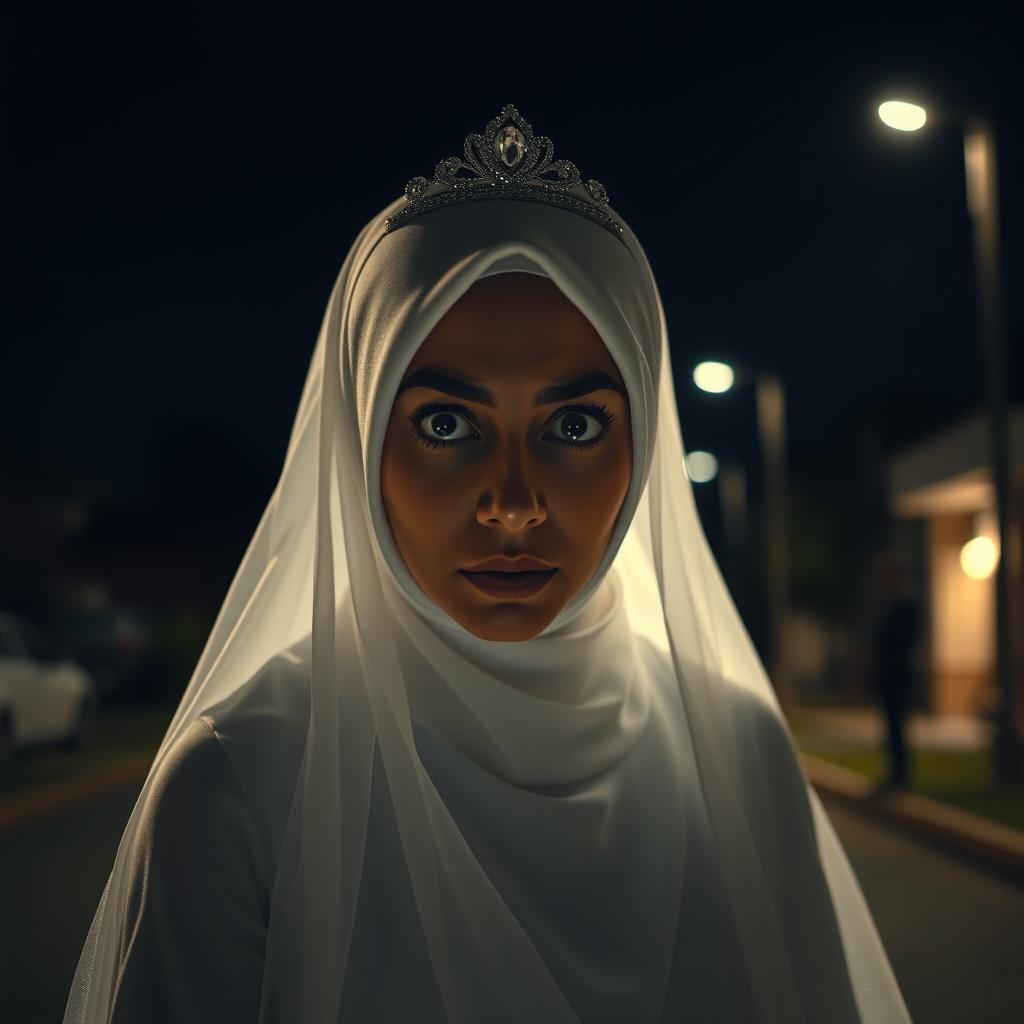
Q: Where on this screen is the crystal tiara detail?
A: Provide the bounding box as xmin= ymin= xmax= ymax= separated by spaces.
xmin=383 ymin=104 xmax=624 ymax=242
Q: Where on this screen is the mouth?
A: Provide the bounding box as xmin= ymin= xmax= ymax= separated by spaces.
xmin=459 ymin=568 xmax=558 ymax=599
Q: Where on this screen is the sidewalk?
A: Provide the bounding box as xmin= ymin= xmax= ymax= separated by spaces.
xmin=792 ymin=708 xmax=994 ymax=751
xmin=788 ymin=707 xmax=1024 ymax=883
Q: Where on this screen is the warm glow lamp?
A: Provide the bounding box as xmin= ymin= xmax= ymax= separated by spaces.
xmin=960 ymin=535 xmax=998 ymax=580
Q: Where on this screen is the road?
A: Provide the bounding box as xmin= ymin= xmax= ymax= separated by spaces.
xmin=2 ymin=784 xmax=1023 ymax=1023
xmin=1 ymin=781 xmax=141 ymax=1023
xmin=821 ymin=795 xmax=1024 ymax=1024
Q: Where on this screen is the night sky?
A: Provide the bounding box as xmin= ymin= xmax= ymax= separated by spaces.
xmin=6 ymin=5 xmax=1023 ymax=506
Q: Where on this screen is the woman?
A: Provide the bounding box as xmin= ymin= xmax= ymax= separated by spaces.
xmin=65 ymin=104 xmax=912 ymax=1023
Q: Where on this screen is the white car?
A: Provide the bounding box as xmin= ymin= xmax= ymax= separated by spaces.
xmin=0 ymin=613 xmax=97 ymax=770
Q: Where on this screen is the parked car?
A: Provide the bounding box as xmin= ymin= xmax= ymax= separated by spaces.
xmin=0 ymin=613 xmax=97 ymax=771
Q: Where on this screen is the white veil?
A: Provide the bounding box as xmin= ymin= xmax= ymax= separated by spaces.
xmin=64 ymin=188 xmax=912 ymax=1022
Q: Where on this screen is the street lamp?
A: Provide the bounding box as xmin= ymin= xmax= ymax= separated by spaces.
xmin=693 ymin=360 xmax=794 ymax=711
xmin=684 ymin=449 xmax=719 ymax=484
xmin=877 ymin=96 xmax=1021 ymax=782
xmin=692 ymin=361 xmax=735 ymax=394
xmin=877 ymin=100 xmax=927 ymax=132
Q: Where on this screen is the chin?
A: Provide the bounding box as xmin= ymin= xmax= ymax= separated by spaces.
xmin=453 ymin=604 xmax=560 ymax=643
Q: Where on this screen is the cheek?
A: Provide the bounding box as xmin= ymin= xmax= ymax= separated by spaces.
xmin=541 ymin=444 xmax=631 ymax=558
xmin=380 ymin=439 xmax=464 ymax=549
xmin=552 ymin=450 xmax=630 ymax=525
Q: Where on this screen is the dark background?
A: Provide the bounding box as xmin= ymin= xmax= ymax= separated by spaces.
xmin=4 ymin=3 xmax=1022 ymax=690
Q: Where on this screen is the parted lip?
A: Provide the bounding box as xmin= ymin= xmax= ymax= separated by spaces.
xmin=462 ymin=555 xmax=557 ymax=573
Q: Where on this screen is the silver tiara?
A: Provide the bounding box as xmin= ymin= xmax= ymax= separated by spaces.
xmin=383 ymin=104 xmax=624 ymax=242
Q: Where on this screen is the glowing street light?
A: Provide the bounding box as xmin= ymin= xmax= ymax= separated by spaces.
xmin=877 ymin=100 xmax=927 ymax=132
xmin=693 ymin=360 xmax=735 ymax=394
xmin=684 ymin=450 xmax=719 ymax=483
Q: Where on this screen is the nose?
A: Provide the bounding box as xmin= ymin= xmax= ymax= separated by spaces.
xmin=475 ymin=450 xmax=548 ymax=532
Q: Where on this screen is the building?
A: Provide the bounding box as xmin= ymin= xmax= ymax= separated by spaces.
xmin=886 ymin=407 xmax=1024 ymax=722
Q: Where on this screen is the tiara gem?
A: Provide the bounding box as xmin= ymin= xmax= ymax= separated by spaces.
xmin=384 ymin=104 xmax=624 ymax=242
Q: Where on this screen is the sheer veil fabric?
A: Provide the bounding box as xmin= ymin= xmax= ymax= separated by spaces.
xmin=65 ymin=194 xmax=912 ymax=1022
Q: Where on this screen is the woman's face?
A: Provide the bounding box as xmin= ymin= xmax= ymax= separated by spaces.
xmin=381 ymin=271 xmax=633 ymax=642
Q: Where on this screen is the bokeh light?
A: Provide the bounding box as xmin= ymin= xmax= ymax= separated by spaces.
xmin=685 ymin=450 xmax=719 ymax=483
xmin=960 ymin=535 xmax=998 ymax=580
xmin=693 ymin=361 xmax=735 ymax=394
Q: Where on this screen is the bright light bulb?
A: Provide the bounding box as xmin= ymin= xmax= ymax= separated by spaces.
xmin=685 ymin=450 xmax=719 ymax=483
xmin=960 ymin=535 xmax=998 ymax=580
xmin=693 ymin=361 xmax=735 ymax=394
xmin=878 ymin=100 xmax=927 ymax=132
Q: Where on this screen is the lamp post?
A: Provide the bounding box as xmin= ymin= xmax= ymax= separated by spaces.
xmin=719 ymin=458 xmax=751 ymax=624
xmin=693 ymin=361 xmax=794 ymax=712
xmin=878 ymin=98 xmax=1021 ymax=782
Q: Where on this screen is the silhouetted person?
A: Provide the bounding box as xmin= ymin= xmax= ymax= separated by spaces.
xmin=869 ymin=549 xmax=920 ymax=792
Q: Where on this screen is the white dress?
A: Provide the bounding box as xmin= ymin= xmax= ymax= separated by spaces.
xmin=108 ymin=632 xmax=756 ymax=1022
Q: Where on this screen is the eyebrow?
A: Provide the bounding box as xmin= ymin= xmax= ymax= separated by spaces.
xmin=395 ymin=366 xmax=627 ymax=407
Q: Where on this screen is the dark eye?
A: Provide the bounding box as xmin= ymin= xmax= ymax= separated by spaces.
xmin=547 ymin=409 xmax=607 ymax=446
xmin=407 ymin=401 xmax=615 ymax=452
xmin=410 ymin=406 xmax=478 ymax=449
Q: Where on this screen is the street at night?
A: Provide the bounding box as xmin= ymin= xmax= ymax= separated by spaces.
xmin=6 ymin=6 xmax=1023 ymax=1021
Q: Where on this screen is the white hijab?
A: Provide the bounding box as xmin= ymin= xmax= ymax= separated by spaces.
xmin=65 ymin=194 xmax=912 ymax=1023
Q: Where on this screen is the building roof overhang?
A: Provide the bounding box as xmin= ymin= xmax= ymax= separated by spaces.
xmin=886 ymin=408 xmax=1024 ymax=518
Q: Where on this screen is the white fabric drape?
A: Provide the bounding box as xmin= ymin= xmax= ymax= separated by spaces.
xmin=65 ymin=193 xmax=912 ymax=1023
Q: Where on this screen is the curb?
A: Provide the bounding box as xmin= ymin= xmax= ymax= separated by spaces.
xmin=800 ymin=752 xmax=1024 ymax=883
xmin=0 ymin=753 xmax=153 ymax=833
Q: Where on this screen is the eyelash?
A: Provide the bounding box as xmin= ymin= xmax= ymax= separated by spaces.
xmin=407 ymin=401 xmax=616 ymax=454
